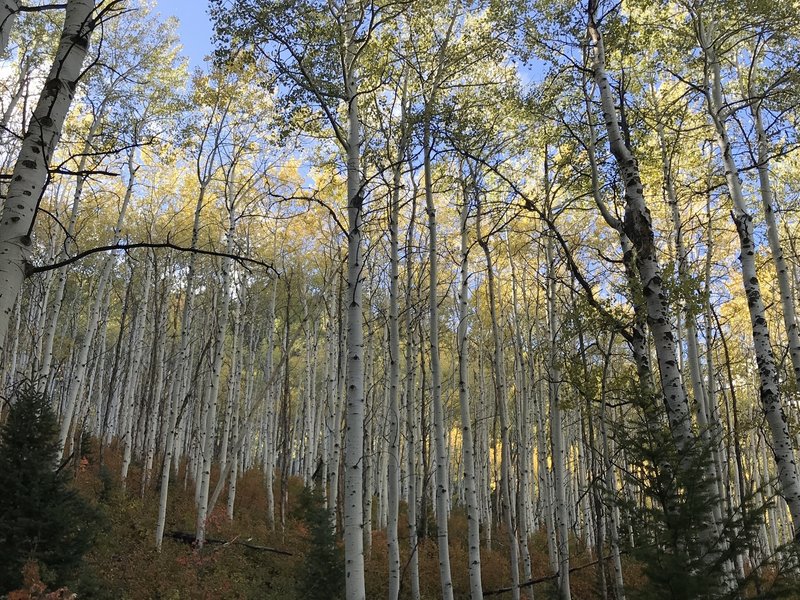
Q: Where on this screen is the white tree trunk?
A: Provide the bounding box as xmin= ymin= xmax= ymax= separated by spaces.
xmin=0 ymin=0 xmax=96 ymax=354
xmin=424 ymin=119 xmax=454 ymax=600
xmin=195 ymin=215 xmax=236 ymax=546
xmin=404 ymin=191 xmax=421 ymax=600
xmin=699 ymin=20 xmax=800 ymax=536
xmin=155 ymin=181 xmax=210 ymax=549
xmin=751 ymin=97 xmax=800 ymax=390
xmin=59 ymin=152 xmax=136 ymax=457
xmin=342 ymin=6 xmax=366 ymax=594
xmin=386 ymin=146 xmax=403 ymax=600
xmin=478 ymin=201 xmax=519 ymax=600
xmin=38 ymin=115 xmax=104 ymax=392
xmin=546 ymin=238 xmax=571 ymax=600
xmin=0 ymin=1 xmax=19 ymax=57
xmin=121 ymin=258 xmax=154 ymax=486
xmin=457 ymin=192 xmax=483 ymax=599
xmin=587 ymin=13 xmax=694 ymax=453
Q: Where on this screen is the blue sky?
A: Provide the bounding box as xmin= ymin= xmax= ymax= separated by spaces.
xmin=154 ymin=0 xmax=214 ymax=68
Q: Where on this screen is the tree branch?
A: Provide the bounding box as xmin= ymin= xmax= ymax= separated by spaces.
xmin=25 ymin=241 xmax=279 ymax=277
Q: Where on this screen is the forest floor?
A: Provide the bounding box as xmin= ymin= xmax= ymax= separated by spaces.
xmin=15 ymin=441 xmax=645 ymax=599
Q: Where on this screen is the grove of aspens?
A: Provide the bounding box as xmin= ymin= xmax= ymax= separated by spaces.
xmin=1 ymin=0 xmax=800 ymax=598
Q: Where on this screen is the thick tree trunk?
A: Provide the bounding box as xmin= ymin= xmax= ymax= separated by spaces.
xmin=0 ymin=0 xmax=96 ymax=356
xmin=0 ymin=0 xmax=18 ymax=57
xmin=342 ymin=7 xmax=366 ymax=594
xmin=587 ymin=12 xmax=694 ymax=452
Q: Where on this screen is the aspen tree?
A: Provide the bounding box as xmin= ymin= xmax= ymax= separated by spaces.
xmin=120 ymin=256 xmax=154 ymax=487
xmin=457 ymin=178 xmax=483 ymax=599
xmin=0 ymin=1 xmax=18 ymax=56
xmin=0 ymin=0 xmax=98 ymax=359
xmin=546 ymin=236 xmax=571 ymax=600
xmin=694 ymin=9 xmax=800 ymax=535
xmin=750 ymin=84 xmax=800 ymax=391
xmin=385 ymin=89 xmax=410 ymax=599
xmin=404 ymin=182 xmax=422 ymax=600
xmin=587 ymin=2 xmax=694 ymax=452
xmin=59 ymin=148 xmax=136 ymax=457
xmin=477 ymin=194 xmax=520 ymax=600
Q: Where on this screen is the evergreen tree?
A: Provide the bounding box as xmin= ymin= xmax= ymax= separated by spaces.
xmin=294 ymin=485 xmax=345 ymax=600
xmin=616 ymin=412 xmax=768 ymax=599
xmin=0 ymin=383 xmax=97 ymax=591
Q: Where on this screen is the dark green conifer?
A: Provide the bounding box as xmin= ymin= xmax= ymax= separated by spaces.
xmin=294 ymin=485 xmax=344 ymax=600
xmin=0 ymin=383 xmax=97 ymax=591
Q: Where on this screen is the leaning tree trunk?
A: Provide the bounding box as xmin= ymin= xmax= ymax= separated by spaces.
xmin=0 ymin=1 xmax=19 ymax=58
xmin=0 ymin=0 xmax=96 ymax=356
xmin=751 ymin=95 xmax=800 ymax=391
xmin=699 ymin=18 xmax=800 ymax=536
xmin=587 ymin=8 xmax=694 ymax=452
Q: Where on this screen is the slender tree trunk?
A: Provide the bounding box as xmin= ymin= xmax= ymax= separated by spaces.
xmin=59 ymin=152 xmax=136 ymax=457
xmin=478 ymin=198 xmax=519 ymax=600
xmin=506 ymin=241 xmax=534 ymax=600
xmin=751 ymin=96 xmax=800 ymax=390
xmin=698 ymin=18 xmax=800 ymax=536
xmin=423 ymin=117 xmax=454 ymax=600
xmin=457 ymin=187 xmax=483 ymax=599
xmin=386 ymin=140 xmax=404 ymax=600
xmin=121 ymin=257 xmax=154 ymax=487
xmin=38 ymin=115 xmax=104 ymax=393
xmin=155 ymin=181 xmax=212 ymax=549
xmin=546 ymin=237 xmax=571 ymax=600
xmin=404 ymin=187 xmax=421 ymax=600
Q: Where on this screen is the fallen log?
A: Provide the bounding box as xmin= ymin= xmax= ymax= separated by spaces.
xmin=165 ymin=531 xmax=293 ymax=556
xmin=484 ymin=553 xmax=622 ymax=596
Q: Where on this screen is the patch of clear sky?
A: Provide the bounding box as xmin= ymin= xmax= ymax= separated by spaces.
xmin=154 ymin=0 xmax=214 ymax=68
